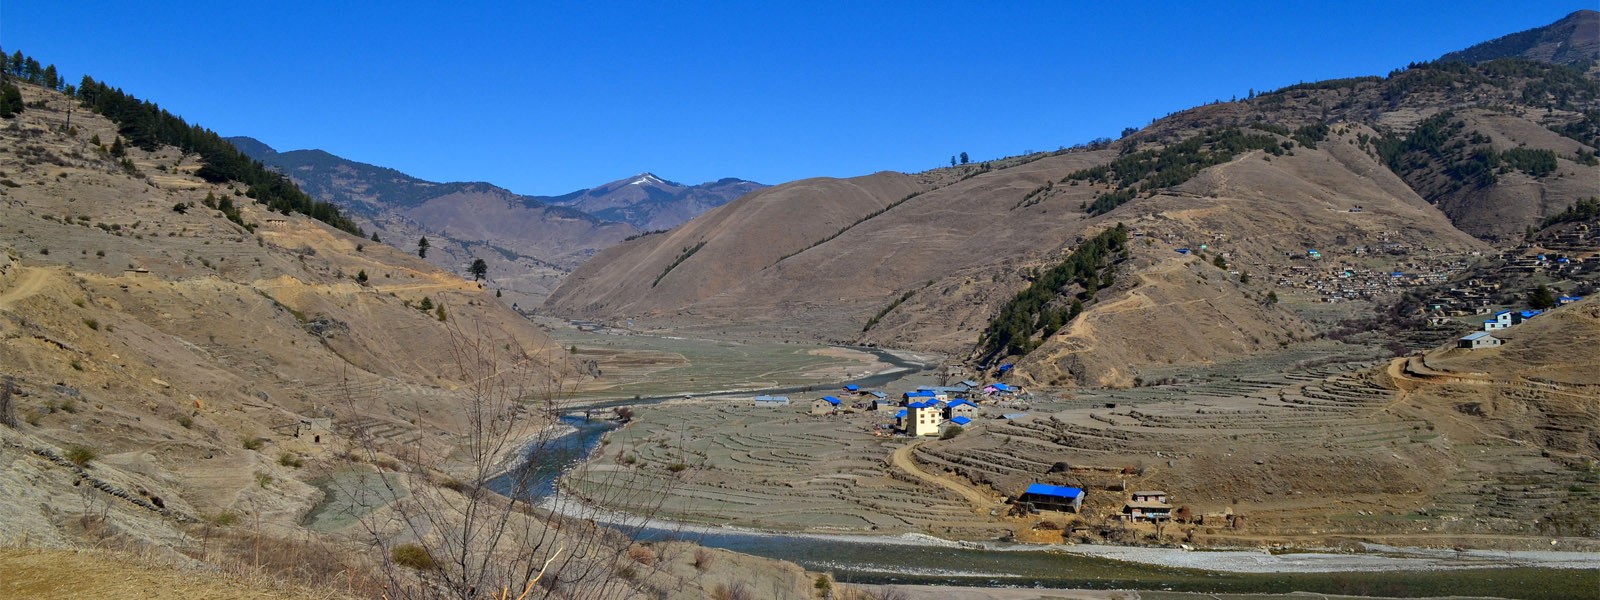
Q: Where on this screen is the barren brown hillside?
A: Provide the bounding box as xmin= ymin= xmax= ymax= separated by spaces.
xmin=547 ymin=171 xmax=924 ymax=316
xmin=550 ymin=123 xmax=1482 ymax=384
xmin=0 ymin=80 xmax=569 ymax=545
xmin=0 ymin=79 xmax=834 ymax=599
xmin=547 ymin=50 xmax=1594 ymax=385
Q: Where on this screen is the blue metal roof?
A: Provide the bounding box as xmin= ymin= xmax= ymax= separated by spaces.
xmin=1023 ymin=483 xmax=1084 ymax=499
xmin=1520 ymin=310 xmax=1542 ymax=318
xmin=997 ymin=364 xmax=1014 ymax=372
xmin=948 ymin=400 xmax=975 ymax=409
xmin=845 ymin=384 xmax=859 ymax=391
xmin=904 ymin=390 xmax=935 ymax=398
xmin=960 ymin=380 xmax=979 ymax=388
xmin=869 ymin=391 xmax=887 ymax=398
xmin=951 ymin=415 xmax=972 ymax=425
xmin=820 ymin=396 xmax=840 ymax=405
xmin=895 ymin=409 xmax=906 ymax=418
xmin=907 ymin=400 xmax=938 ymax=409
xmin=990 ymin=382 xmax=1010 ymax=391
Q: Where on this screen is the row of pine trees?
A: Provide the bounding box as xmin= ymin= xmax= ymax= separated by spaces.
xmin=0 ymin=46 xmax=363 ymax=236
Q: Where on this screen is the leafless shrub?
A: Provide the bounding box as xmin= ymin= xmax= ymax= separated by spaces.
xmin=692 ymin=547 xmax=715 ymax=571
xmin=0 ymin=376 xmax=16 ymax=428
xmin=348 ymin=318 xmax=679 ymax=599
xmin=710 ymin=581 xmax=753 ymax=600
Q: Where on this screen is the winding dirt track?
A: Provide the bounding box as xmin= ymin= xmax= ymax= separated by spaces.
xmin=889 ymin=439 xmax=999 ymax=514
xmin=0 ymin=268 xmax=51 ymax=311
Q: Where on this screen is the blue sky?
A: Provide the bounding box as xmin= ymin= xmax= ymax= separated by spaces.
xmin=1 ymin=2 xmax=1586 ymax=195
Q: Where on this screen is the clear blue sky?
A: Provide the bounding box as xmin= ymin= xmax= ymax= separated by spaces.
xmin=1 ymin=2 xmax=1586 ymax=195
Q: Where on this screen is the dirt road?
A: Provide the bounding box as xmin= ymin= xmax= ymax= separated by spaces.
xmin=0 ymin=267 xmax=50 ymax=311
xmin=889 ymin=439 xmax=998 ymax=514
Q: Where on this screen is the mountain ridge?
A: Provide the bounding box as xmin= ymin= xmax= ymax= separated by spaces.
xmin=1438 ymin=9 xmax=1599 ymax=66
xmin=546 ymin=11 xmax=1597 ymax=387
xmin=227 ymin=136 xmax=764 ymax=304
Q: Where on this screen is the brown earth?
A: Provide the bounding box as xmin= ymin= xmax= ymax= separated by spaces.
xmin=919 ymin=300 xmax=1600 ymax=547
xmin=0 ymin=82 xmax=831 ymax=598
xmin=549 ymin=122 xmax=1485 ymax=386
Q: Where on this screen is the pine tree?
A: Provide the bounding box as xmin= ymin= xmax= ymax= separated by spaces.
xmin=1528 ymin=285 xmax=1557 ymax=310
xmin=959 ymin=152 xmax=970 ymax=165
xmin=417 ymin=236 xmax=429 ymax=259
xmin=468 ymin=258 xmax=487 ymax=281
xmin=0 ymin=82 xmax=23 ymax=119
xmin=371 ymin=232 xmax=381 ymax=242
xmin=110 ymin=137 xmax=126 ymax=157
xmin=356 ymin=270 xmax=369 ymax=284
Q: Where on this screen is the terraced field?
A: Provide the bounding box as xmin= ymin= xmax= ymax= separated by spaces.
xmin=560 ymin=314 xmax=1599 ymax=548
xmin=563 ymin=399 xmax=1005 ymax=537
xmin=927 ymin=327 xmax=1600 ymax=543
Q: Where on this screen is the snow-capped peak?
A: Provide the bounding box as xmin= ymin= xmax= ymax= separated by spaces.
xmin=628 ymin=173 xmax=665 ymax=186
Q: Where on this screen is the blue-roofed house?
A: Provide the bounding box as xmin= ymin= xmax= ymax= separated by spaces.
xmin=1016 ymin=483 xmax=1085 ymax=513
xmin=950 ymin=415 xmax=972 ymax=426
xmin=1485 ymin=310 xmax=1514 ymax=331
xmin=753 ymin=395 xmax=790 ymax=407
xmin=903 ymin=401 xmax=942 ymax=436
xmin=959 ymin=379 xmax=979 ymax=389
xmin=946 ymin=400 xmax=979 ymax=420
xmin=812 ymin=396 xmax=841 ymax=415
xmin=844 ymin=384 xmax=860 ymax=393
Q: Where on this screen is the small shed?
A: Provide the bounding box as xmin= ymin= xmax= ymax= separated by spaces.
xmin=753 ymin=395 xmax=790 ymax=407
xmin=950 ymin=415 xmax=972 ymax=426
xmin=1016 ymin=483 xmax=1085 ymax=513
xmin=1457 ymin=332 xmax=1502 ymax=349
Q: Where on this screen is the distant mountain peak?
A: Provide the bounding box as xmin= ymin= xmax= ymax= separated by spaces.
xmin=223 ymin=135 xmax=278 ymax=159
xmin=628 ymin=172 xmax=670 ymax=187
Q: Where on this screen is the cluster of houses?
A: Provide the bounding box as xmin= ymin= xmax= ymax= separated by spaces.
xmin=1272 ymin=258 xmax=1469 ymax=304
xmin=887 ymin=382 xmax=1020 ymax=436
xmin=750 ymin=380 xmax=1028 ymax=437
xmin=1012 ymin=483 xmax=1175 ymax=523
xmin=1456 ymin=295 xmax=1583 ymax=350
xmin=1497 ymin=252 xmax=1588 ymax=276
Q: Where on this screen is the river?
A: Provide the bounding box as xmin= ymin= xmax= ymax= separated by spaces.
xmin=485 ymin=416 xmax=1595 ymax=599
